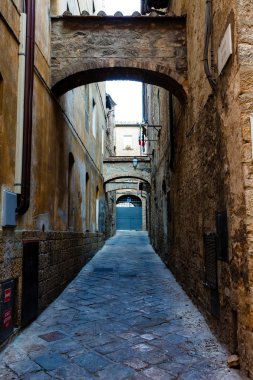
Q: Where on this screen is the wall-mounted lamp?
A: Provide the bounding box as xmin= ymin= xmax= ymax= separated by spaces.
xmin=132 ymin=157 xmax=138 ymax=169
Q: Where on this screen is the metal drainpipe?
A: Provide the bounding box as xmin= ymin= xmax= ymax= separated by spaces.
xmin=16 ymin=0 xmax=35 ymax=215
xmin=204 ymin=0 xmax=216 ymax=90
xmin=14 ymin=12 xmax=27 ymax=194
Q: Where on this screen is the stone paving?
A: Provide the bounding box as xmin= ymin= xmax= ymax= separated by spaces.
xmin=0 ymin=231 xmax=249 ymax=380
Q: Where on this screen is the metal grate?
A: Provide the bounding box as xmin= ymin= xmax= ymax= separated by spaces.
xmin=204 ymin=233 xmax=217 ymax=289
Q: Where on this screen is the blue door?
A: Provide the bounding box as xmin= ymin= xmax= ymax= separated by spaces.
xmin=116 ymin=207 xmax=142 ymax=230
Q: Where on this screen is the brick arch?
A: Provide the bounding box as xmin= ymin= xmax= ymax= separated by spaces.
xmin=51 ymin=60 xmax=188 ymax=103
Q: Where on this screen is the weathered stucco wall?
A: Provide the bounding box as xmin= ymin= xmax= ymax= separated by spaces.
xmin=0 ymin=0 xmax=106 ymax=338
xmin=115 ymin=124 xmax=143 ymax=157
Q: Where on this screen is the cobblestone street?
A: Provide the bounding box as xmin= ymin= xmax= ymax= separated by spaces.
xmin=0 ymin=232 xmax=248 ymax=379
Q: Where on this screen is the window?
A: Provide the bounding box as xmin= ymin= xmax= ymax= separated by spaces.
xmin=0 ymin=73 xmax=3 ymax=116
xmin=68 ymin=153 xmax=75 ymax=230
xmin=50 ymin=0 xmax=58 ymax=15
xmin=157 ymin=89 xmax=161 ymax=125
xmin=102 ymin=125 xmax=104 ymax=156
xmin=123 ymin=135 xmax=133 ymax=150
xmin=85 ymin=172 xmax=90 ymax=231
xmin=96 ymin=186 xmax=99 ymax=231
xmin=116 ymin=195 xmax=142 ymax=208
xmin=92 ymin=98 xmax=97 ymax=138
xmin=85 ymin=85 xmax=89 ymax=132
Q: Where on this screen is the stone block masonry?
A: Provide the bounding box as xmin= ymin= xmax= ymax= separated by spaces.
xmin=50 ymin=15 xmax=187 ymax=102
xmin=0 ymin=229 xmax=104 ymax=332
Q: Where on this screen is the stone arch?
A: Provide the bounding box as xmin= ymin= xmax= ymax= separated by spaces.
xmin=103 ymin=157 xmax=151 ymax=186
xmin=51 ymin=15 xmax=187 ymax=102
xmin=52 ymin=60 xmax=187 ymax=103
xmin=104 ymin=177 xmax=151 ymax=195
xmin=104 ymin=175 xmax=151 ymax=186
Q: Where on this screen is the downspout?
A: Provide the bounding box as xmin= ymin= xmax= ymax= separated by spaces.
xmin=14 ymin=12 xmax=26 ymax=194
xmin=204 ymin=0 xmax=216 ymax=90
xmin=16 ymin=0 xmax=36 ymax=215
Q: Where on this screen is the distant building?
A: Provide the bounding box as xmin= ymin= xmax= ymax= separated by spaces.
xmin=105 ymin=94 xmax=116 ymax=157
xmin=115 ymin=123 xmax=147 ymax=157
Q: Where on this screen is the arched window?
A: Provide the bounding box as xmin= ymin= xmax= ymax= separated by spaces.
xmin=116 ymin=195 xmax=142 ymax=208
xmin=85 ymin=85 xmax=89 ymax=132
xmin=92 ymin=98 xmax=97 ymax=138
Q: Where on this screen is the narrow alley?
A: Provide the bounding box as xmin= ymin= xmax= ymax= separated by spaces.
xmin=0 ymin=232 xmax=247 ymax=380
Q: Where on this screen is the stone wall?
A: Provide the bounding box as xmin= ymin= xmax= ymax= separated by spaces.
xmin=0 ymin=229 xmax=104 ymax=327
xmin=50 ymin=15 xmax=187 ymax=101
xmin=147 ymin=0 xmax=253 ymax=376
xmin=145 ymin=85 xmax=171 ymax=262
xmin=103 ymin=157 xmax=151 ymax=184
xmin=105 ymin=192 xmax=116 ymax=238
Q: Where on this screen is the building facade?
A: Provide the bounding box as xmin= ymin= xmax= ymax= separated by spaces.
xmin=1 ymin=0 xmax=253 ymax=376
xmin=143 ymin=0 xmax=253 ymax=376
xmin=114 ymin=123 xmax=146 ymax=157
xmin=0 ymin=0 xmax=106 ymax=339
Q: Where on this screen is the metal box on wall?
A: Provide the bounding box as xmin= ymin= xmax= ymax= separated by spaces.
xmin=0 ymin=279 xmax=15 ymax=343
xmin=1 ymin=190 xmax=17 ymax=227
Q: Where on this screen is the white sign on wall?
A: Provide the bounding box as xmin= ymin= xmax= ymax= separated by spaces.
xmin=218 ymin=24 xmax=233 ymax=75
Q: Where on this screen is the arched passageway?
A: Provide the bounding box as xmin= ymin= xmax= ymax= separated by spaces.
xmin=103 ymin=157 xmax=151 ymax=186
xmin=116 ymin=194 xmax=143 ymax=230
xmin=51 ymin=14 xmax=187 ymax=103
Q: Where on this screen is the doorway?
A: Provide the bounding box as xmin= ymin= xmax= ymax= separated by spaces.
xmin=116 ymin=195 xmax=142 ymax=230
xmin=22 ymin=241 xmax=39 ymax=326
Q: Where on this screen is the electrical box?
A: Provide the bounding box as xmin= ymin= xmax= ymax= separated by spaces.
xmin=2 ymin=190 xmax=17 ymax=227
xmin=0 ymin=279 xmax=15 ymax=343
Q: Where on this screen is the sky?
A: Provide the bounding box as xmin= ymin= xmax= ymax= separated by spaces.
xmin=104 ymin=1 xmax=142 ymax=123
xmin=104 ymin=0 xmax=140 ymax=15
xmin=106 ymin=81 xmax=143 ymax=123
